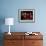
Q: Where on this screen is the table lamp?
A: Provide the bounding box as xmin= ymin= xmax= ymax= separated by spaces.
xmin=5 ymin=18 xmax=14 ymax=35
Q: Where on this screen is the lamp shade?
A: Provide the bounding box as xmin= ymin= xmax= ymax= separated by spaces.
xmin=5 ymin=18 xmax=14 ymax=25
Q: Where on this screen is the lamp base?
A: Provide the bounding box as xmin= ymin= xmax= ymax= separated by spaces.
xmin=8 ymin=32 xmax=11 ymax=35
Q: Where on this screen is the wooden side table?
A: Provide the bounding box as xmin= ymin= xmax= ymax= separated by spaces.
xmin=4 ymin=32 xmax=43 ymax=46
xmin=24 ymin=32 xmax=43 ymax=46
xmin=4 ymin=32 xmax=25 ymax=46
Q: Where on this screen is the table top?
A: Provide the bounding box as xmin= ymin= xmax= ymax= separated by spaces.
xmin=4 ymin=32 xmax=43 ymax=40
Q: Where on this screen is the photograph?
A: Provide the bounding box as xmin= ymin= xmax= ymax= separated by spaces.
xmin=18 ymin=9 xmax=35 ymax=23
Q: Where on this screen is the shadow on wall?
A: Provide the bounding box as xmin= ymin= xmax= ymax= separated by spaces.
xmin=0 ymin=16 xmax=5 ymax=46
xmin=0 ymin=15 xmax=5 ymax=32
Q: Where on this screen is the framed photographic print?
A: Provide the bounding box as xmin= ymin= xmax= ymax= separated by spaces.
xmin=18 ymin=9 xmax=35 ymax=23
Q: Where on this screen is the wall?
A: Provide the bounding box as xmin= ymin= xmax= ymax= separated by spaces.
xmin=0 ymin=0 xmax=46 ymax=32
xmin=0 ymin=0 xmax=46 ymax=46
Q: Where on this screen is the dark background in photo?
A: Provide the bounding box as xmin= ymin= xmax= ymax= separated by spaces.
xmin=21 ymin=11 xmax=33 ymax=20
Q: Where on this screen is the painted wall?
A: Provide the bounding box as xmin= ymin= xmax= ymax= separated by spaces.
xmin=0 ymin=0 xmax=46 ymax=46
xmin=0 ymin=0 xmax=46 ymax=32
